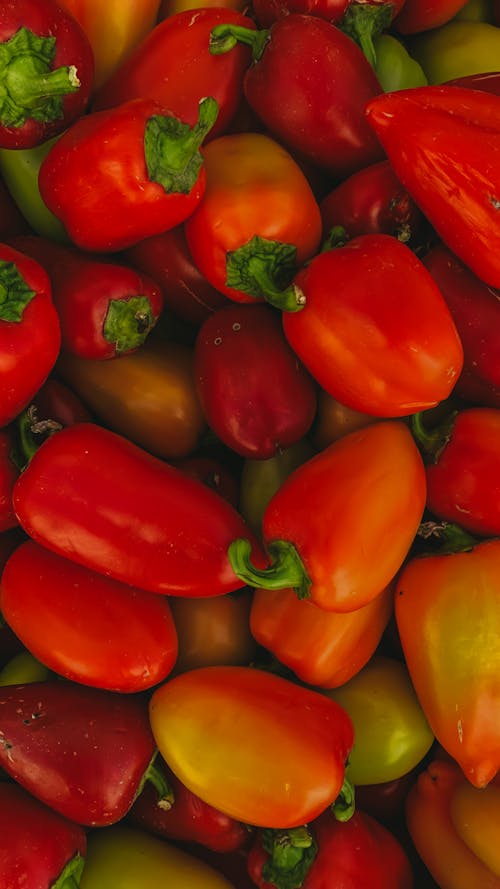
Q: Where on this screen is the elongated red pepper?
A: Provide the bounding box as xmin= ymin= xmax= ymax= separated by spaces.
xmin=394 ymin=0 xmax=469 ymax=33
xmin=12 ymin=422 xmax=264 ymax=597
xmin=365 ymin=86 xmax=500 ymax=289
xmin=209 ymin=14 xmax=384 ymax=180
xmin=9 ymin=234 xmax=164 ymax=359
xmin=0 ymin=680 xmax=171 ymax=826
xmin=38 ymin=95 xmax=219 ymax=253
xmin=93 ymin=7 xmax=255 ymax=140
xmin=0 ymin=243 xmax=61 ymax=428
xmin=128 ymin=757 xmax=249 ymax=853
xmin=0 ymin=0 xmax=94 ymax=149
xmin=0 ymin=781 xmax=87 ymax=889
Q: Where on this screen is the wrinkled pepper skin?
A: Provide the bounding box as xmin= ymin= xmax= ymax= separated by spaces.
xmin=38 ymin=96 xmax=218 ymax=253
xmin=0 ymin=680 xmax=160 ymax=826
xmin=406 ymin=759 xmax=500 ymax=888
xmin=149 ymin=665 xmax=354 ymax=829
xmin=0 ymin=243 xmax=61 ymax=428
xmin=0 ymin=0 xmax=94 ymax=148
xmin=365 ymin=86 xmax=500 ymax=289
xmin=248 ymin=808 xmax=414 ymax=889
xmin=395 ymin=540 xmax=500 ymax=788
xmin=0 ymin=781 xmax=87 ymax=889
xmin=0 ymin=540 xmax=179 ymax=693
xmin=93 ymin=8 xmax=255 ymax=139
xmin=12 ymin=422 xmax=264 ymax=597
xmin=9 ymin=234 xmax=164 ymax=359
xmin=210 ymin=14 xmax=384 ymax=180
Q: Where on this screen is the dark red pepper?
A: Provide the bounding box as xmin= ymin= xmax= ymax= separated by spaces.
xmin=0 ymin=0 xmax=94 ymax=149
xmin=0 ymin=780 xmax=87 ymax=889
xmin=0 ymin=427 xmax=19 ymax=531
xmin=92 ymin=7 xmax=255 ymax=140
xmin=0 ymin=680 xmax=170 ymax=826
xmin=209 ymin=14 xmax=384 ymax=181
xmin=394 ymin=0 xmax=469 ymax=34
xmin=38 ymin=95 xmax=219 ymax=253
xmin=0 ymin=243 xmax=61 ymax=428
xmin=9 ymin=234 xmax=164 ymax=359
xmin=32 ymin=376 xmax=93 ymax=427
xmin=247 ymin=809 xmax=414 ymax=889
xmin=12 ymin=421 xmax=264 ymax=597
xmin=194 ymin=303 xmax=317 ymax=459
xmin=128 ymin=757 xmax=249 ymax=853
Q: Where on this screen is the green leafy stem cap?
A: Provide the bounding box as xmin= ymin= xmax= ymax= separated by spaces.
xmin=0 ymin=27 xmax=80 ymax=129
xmin=228 ymin=538 xmax=312 ymax=600
xmin=339 ymin=3 xmax=394 ymax=70
xmin=260 ymin=826 xmax=318 ymax=889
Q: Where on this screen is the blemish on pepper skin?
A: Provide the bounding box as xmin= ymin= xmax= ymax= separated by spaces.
xmin=489 ymin=196 xmax=500 ymax=210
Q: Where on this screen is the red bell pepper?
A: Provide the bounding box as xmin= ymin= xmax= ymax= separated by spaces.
xmin=93 ymin=8 xmax=255 ymax=140
xmin=209 ymin=14 xmax=384 ymax=180
xmin=0 ymin=781 xmax=87 ymax=889
xmin=320 ymin=160 xmax=423 ymax=244
xmin=412 ymin=407 xmax=500 ymax=537
xmin=0 ymin=243 xmax=61 ymax=428
xmin=394 ymin=0 xmax=470 ymax=33
xmin=406 ymin=759 xmax=500 ymax=888
xmin=0 ymin=679 xmax=171 ymax=826
xmin=194 ymin=303 xmax=317 ymax=459
xmin=38 ymin=95 xmax=219 ymax=253
xmin=124 ymin=224 xmax=229 ymax=325
xmin=0 ymin=0 xmax=94 ymax=149
xmin=422 ymin=243 xmax=500 ymax=407
xmin=12 ymin=421 xmax=264 ymax=597
xmin=9 ymin=234 xmax=164 ymax=359
xmin=365 ymin=86 xmax=500 ymax=289
xmin=229 ymin=420 xmax=426 ymax=613
xmin=0 ymin=539 xmax=179 ymax=692
xmin=277 ymin=233 xmax=463 ymax=418
xmin=247 ymin=808 xmax=414 ymax=889
xmin=184 ymin=131 xmax=322 ymax=306
xmin=128 ymin=757 xmax=249 ymax=853
xmin=395 ymin=535 xmax=500 ymax=788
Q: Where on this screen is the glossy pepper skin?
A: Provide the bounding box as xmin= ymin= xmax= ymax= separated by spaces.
xmin=229 ymin=421 xmax=426 ymax=613
xmin=128 ymin=758 xmax=249 ymax=853
xmin=93 ymin=8 xmax=255 ymax=140
xmin=185 ymin=132 xmax=322 ymax=305
xmin=194 ymin=303 xmax=317 ymax=458
xmin=56 ymin=0 xmax=162 ymax=90
xmin=248 ymin=809 xmax=414 ymax=889
xmin=0 ymin=680 xmax=165 ymax=826
xmin=209 ymin=14 xmax=384 ymax=180
xmin=0 ymin=540 xmax=179 ymax=693
xmin=9 ymin=234 xmax=164 ymax=359
xmin=0 ymin=243 xmax=61 ymax=428
xmin=12 ymin=422 xmax=264 ymax=597
xmin=0 ymin=0 xmax=94 ymax=149
xmin=281 ymin=234 xmax=463 ymax=418
xmin=394 ymin=0 xmax=469 ymax=33
xmin=422 ymin=244 xmax=500 ymax=407
xmin=413 ymin=407 xmax=500 ymax=537
xmin=365 ymin=86 xmax=500 ymax=289
xmin=0 ymin=781 xmax=87 ymax=889
xmin=406 ymin=759 xmax=500 ymax=888
xmin=38 ymin=95 xmax=219 ymax=253
xmin=150 ymin=665 xmax=354 ymax=829
xmin=395 ymin=539 xmax=500 ymax=788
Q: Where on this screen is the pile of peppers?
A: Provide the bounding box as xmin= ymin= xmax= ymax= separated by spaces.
xmin=0 ymin=0 xmax=499 ymax=887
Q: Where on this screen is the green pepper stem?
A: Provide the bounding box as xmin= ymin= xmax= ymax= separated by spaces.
xmin=417 ymin=520 xmax=477 ymax=553
xmin=141 ymin=757 xmax=175 ymax=811
xmin=7 ymin=61 xmax=80 ymax=108
xmin=209 ymin=23 xmax=270 ymax=62
xmin=331 ymin=775 xmax=355 ymax=822
xmin=320 ymin=225 xmax=350 ymax=253
xmin=52 ymin=853 xmax=85 ymax=889
xmin=411 ymin=409 xmax=458 ymax=460
xmin=228 ymin=538 xmax=311 ymax=600
xmin=261 ymin=826 xmax=318 ymax=889
xmin=339 ymin=4 xmax=393 ymax=69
